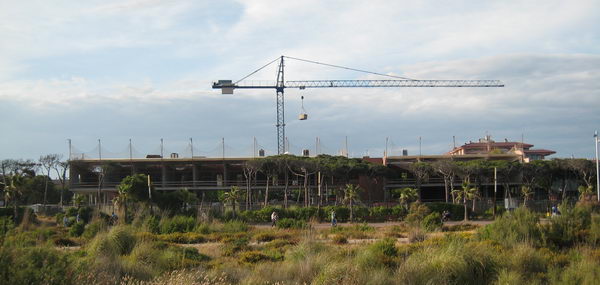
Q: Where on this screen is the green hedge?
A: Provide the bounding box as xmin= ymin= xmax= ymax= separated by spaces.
xmin=427 ymin=202 xmax=466 ymax=221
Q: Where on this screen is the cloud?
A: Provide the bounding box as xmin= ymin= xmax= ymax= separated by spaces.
xmin=0 ymin=1 xmax=599 ymax=160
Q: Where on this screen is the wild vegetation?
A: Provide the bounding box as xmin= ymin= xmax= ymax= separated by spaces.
xmin=0 ymin=200 xmax=599 ymax=284
xmin=1 ymin=155 xmax=599 ymax=284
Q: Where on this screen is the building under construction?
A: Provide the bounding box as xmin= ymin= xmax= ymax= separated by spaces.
xmin=69 ymin=136 xmax=555 ymax=206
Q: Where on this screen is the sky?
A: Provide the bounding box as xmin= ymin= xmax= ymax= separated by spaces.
xmin=1 ymin=0 xmax=599 ymax=161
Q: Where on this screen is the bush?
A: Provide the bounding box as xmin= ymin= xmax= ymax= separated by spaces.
xmin=0 ymin=216 xmax=15 ymax=237
xmin=588 ymin=214 xmax=600 ymax=245
xmin=88 ymin=226 xmax=137 ymax=256
xmin=82 ymin=219 xmax=108 ymax=240
xmin=322 ymin=206 xmax=349 ymax=222
xmin=355 ymin=238 xmax=398 ymax=268
xmin=331 ymin=234 xmax=348 ymax=244
xmin=65 ymin=207 xmax=78 ymax=217
xmin=504 ymin=244 xmax=548 ymax=279
xmin=397 ymin=240 xmax=498 ymax=284
xmin=53 ymin=237 xmax=79 ymax=247
xmin=443 ymin=224 xmax=480 ymax=232
xmin=220 ymin=236 xmax=249 ymax=256
xmin=0 ymin=207 xmax=35 ymax=224
xmin=427 ymin=202 xmax=465 ymax=220
xmin=478 ymin=207 xmax=542 ymax=246
xmin=352 ymin=206 xmax=370 ymax=221
xmin=422 ymin=212 xmax=443 ymax=231
xmin=239 ymin=251 xmax=273 ymax=264
xmin=69 ymin=222 xmax=85 ymax=237
xmin=408 ymin=227 xmax=427 ymax=243
xmin=405 ymin=202 xmax=431 ymax=226
xmin=143 ymin=215 xmax=160 ymax=234
xmin=276 ymin=218 xmax=307 ymax=229
xmin=391 ymin=205 xmax=408 ymax=220
xmin=543 ymin=203 xmax=592 ymax=248
xmin=368 ymin=206 xmax=394 ymax=222
xmin=220 ymin=220 xmax=249 ymax=233
xmin=77 ymin=206 xmax=94 ymax=223
xmin=0 ymin=246 xmax=71 ymax=284
xmin=158 ymin=232 xmax=206 ymax=244
xmin=159 ymin=215 xmax=196 ymax=234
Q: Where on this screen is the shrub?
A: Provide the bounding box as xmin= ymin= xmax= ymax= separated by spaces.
xmin=264 ymin=238 xmax=297 ymax=250
xmin=77 ymin=206 xmax=94 ymax=223
xmin=53 ymin=237 xmax=79 ymax=247
xmin=391 ymin=205 xmax=408 ymax=220
xmin=220 ymin=236 xmax=250 ymax=256
xmin=408 ymin=227 xmax=427 ymax=243
xmin=322 ymin=206 xmax=350 ymax=222
xmin=65 ymin=207 xmax=78 ymax=217
xmin=0 ymin=246 xmax=71 ymax=284
xmin=385 ymin=224 xmax=408 ymax=238
xmin=194 ymin=223 xmax=212 ymax=234
xmin=143 ymin=215 xmax=160 ymax=234
xmin=368 ymin=206 xmax=393 ymax=222
xmin=330 ymin=223 xmax=374 ymax=239
xmin=253 ymin=231 xmax=290 ymax=242
xmin=69 ymin=222 xmax=85 ymax=237
xmin=0 ymin=216 xmax=15 ymax=237
xmin=159 ymin=216 xmax=196 ymax=234
xmin=405 ymin=202 xmax=431 ymax=226
xmin=158 ymin=232 xmax=206 ymax=244
xmin=88 ymin=226 xmax=137 ymax=256
xmin=397 ymin=240 xmax=498 ymax=284
xmin=443 ymin=224 xmax=480 ymax=232
xmin=588 ymin=214 xmax=600 ymax=245
xmin=543 ymin=203 xmax=592 ymax=248
xmin=276 ymin=218 xmax=307 ymax=229
xmin=422 ymin=212 xmax=443 ymax=231
xmin=548 ymin=256 xmax=600 ymax=284
xmin=478 ymin=207 xmax=542 ymax=246
xmin=503 ymin=244 xmax=548 ymax=279
xmin=331 ymin=234 xmax=348 ymax=244
xmin=239 ymin=251 xmax=273 ymax=264
xmin=82 ymin=219 xmax=108 ymax=240
xmin=220 ymin=220 xmax=249 ymax=233
xmin=355 ymin=238 xmax=398 ymax=269
xmin=427 ymin=202 xmax=465 ymax=220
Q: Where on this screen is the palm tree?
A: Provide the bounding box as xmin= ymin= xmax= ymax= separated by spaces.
xmin=73 ymin=194 xmax=86 ymax=209
xmin=113 ymin=183 xmax=132 ymax=224
xmin=343 ymin=184 xmax=362 ymax=222
xmin=222 ymin=186 xmax=242 ymax=216
xmin=452 ymin=181 xmax=479 ymax=222
xmin=578 ymin=185 xmax=594 ymax=201
xmin=4 ymin=173 xmax=25 ymax=223
xmin=395 ymin=187 xmax=418 ymax=210
xmin=521 ymin=186 xmax=534 ymax=208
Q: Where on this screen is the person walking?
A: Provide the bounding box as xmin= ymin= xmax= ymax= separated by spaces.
xmin=331 ymin=210 xmax=337 ymax=227
xmin=271 ymin=211 xmax=278 ymax=227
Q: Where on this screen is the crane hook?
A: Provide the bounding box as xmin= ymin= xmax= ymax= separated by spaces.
xmin=299 ymin=96 xmax=308 ymax=120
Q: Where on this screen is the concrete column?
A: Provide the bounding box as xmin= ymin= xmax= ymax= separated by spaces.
xmin=161 ymin=164 xmax=167 ymax=188
xmin=223 ymin=163 xmax=228 ymax=187
xmin=192 ymin=164 xmax=198 ymax=187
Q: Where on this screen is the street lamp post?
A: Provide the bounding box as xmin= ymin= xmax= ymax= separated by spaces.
xmin=595 ymin=131 xmax=600 ymax=202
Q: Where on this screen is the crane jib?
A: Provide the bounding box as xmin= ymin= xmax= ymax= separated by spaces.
xmin=212 ymin=79 xmax=504 ymax=89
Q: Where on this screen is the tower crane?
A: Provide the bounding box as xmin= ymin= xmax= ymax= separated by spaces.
xmin=213 ymin=56 xmax=504 ymax=155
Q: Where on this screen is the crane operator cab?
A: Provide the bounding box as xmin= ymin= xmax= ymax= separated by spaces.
xmin=299 ymin=96 xmax=308 ymax=120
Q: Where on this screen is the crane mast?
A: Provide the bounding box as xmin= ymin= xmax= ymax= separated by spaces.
xmin=212 ymin=56 xmax=504 ymax=155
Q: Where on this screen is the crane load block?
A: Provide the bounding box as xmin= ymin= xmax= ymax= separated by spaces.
xmin=299 ymin=113 xmax=308 ymax=120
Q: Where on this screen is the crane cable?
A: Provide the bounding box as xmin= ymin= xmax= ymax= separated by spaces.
xmin=234 ymin=55 xmax=417 ymax=84
xmin=234 ymin=57 xmax=281 ymax=84
xmin=284 ymin=56 xmax=416 ymax=81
